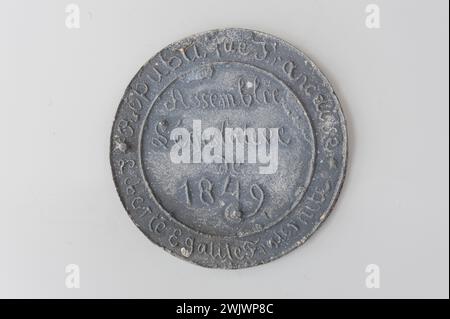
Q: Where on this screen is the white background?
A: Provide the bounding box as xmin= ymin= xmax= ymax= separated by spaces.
xmin=0 ymin=0 xmax=448 ymax=298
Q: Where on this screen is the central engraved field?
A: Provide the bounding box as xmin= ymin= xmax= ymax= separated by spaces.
xmin=141 ymin=62 xmax=315 ymax=237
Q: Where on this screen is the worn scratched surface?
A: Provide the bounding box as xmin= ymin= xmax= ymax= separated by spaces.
xmin=110 ymin=29 xmax=347 ymax=268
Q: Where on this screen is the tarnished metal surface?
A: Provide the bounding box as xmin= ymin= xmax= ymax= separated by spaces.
xmin=110 ymin=29 xmax=347 ymax=268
